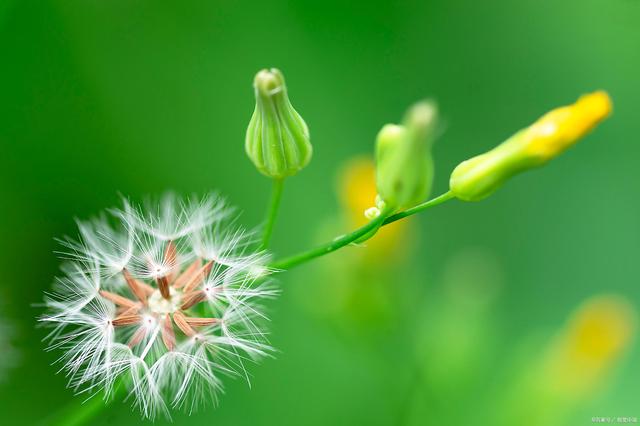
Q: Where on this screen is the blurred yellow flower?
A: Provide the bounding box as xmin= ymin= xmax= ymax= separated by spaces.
xmin=298 ymin=156 xmax=416 ymax=330
xmin=338 ymin=156 xmax=411 ymax=260
xmin=543 ymin=294 xmax=636 ymax=399
xmin=493 ymin=295 xmax=635 ymax=426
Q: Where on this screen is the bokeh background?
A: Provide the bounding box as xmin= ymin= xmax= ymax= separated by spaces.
xmin=1 ymin=0 xmax=639 ymax=424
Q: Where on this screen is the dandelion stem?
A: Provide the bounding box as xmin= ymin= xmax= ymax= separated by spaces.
xmin=261 ymin=178 xmax=285 ymax=250
xmin=270 ymin=192 xmax=454 ymax=270
xmin=44 ymin=384 xmax=126 ymax=426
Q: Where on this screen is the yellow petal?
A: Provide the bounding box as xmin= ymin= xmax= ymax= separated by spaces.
xmin=525 ymin=91 xmax=612 ymax=160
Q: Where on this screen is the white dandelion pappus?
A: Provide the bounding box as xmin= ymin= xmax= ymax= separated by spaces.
xmin=41 ymin=194 xmax=278 ymax=419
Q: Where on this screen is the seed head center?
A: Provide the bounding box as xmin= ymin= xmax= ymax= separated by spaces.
xmin=148 ymin=287 xmax=182 ymax=314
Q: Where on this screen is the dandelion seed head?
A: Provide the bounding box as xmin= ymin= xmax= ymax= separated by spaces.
xmin=41 ymin=193 xmax=277 ymax=419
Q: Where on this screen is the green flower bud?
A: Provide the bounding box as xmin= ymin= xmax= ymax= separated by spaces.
xmin=245 ymin=68 xmax=312 ymax=179
xmin=375 ymin=101 xmax=438 ymax=210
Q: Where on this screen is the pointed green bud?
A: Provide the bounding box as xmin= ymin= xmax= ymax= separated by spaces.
xmin=375 ymin=101 xmax=438 ymax=210
xmin=245 ymin=68 xmax=312 ymax=179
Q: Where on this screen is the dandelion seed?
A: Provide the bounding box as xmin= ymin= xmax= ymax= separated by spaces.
xmin=41 ymin=194 xmax=278 ymax=419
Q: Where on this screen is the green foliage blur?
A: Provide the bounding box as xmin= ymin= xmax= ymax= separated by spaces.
xmin=0 ymin=0 xmax=638 ymax=425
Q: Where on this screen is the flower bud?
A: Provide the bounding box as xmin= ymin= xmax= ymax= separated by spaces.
xmin=245 ymin=68 xmax=312 ymax=179
xmin=450 ymin=91 xmax=612 ymax=201
xmin=375 ymin=101 xmax=438 ymax=209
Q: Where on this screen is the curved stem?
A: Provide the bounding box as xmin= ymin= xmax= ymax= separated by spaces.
xmin=383 ymin=191 xmax=454 ymax=225
xmin=270 ymin=191 xmax=454 ymax=271
xmin=269 ymin=208 xmax=390 ymax=270
xmin=44 ymin=384 xmax=126 ymax=426
xmin=260 ymin=178 xmax=285 ymax=250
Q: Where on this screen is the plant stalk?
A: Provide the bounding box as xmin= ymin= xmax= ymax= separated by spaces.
xmin=260 ymin=178 xmax=285 ymax=250
xmin=383 ymin=191 xmax=454 ymax=225
xmin=269 ymin=192 xmax=454 ymax=271
xmin=44 ymin=383 xmax=126 ymax=426
xmin=270 ymin=208 xmax=389 ymax=270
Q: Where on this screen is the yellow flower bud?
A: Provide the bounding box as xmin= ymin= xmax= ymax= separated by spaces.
xmin=375 ymin=101 xmax=438 ymax=209
xmin=450 ymin=91 xmax=612 ymax=201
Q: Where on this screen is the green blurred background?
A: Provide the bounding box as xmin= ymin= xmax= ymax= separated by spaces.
xmin=0 ymin=0 xmax=638 ymax=424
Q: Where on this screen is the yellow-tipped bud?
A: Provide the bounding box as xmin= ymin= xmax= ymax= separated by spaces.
xmin=375 ymin=101 xmax=438 ymax=209
xmin=450 ymin=91 xmax=612 ymax=201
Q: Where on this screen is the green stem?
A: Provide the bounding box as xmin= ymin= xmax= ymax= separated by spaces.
xmin=260 ymin=178 xmax=285 ymax=250
xmin=270 ymin=191 xmax=454 ymax=270
xmin=270 ymin=208 xmax=390 ymax=270
xmin=383 ymin=191 xmax=454 ymax=225
xmin=43 ymin=384 xmax=126 ymax=426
